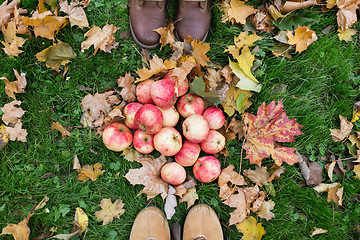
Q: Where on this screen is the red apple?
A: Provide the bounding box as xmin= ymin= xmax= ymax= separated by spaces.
xmin=133 ymin=130 xmax=154 ymax=154
xmin=182 ymin=114 xmax=209 ymax=143
xmin=193 ymin=156 xmax=221 ymax=183
xmin=202 ymin=106 xmax=226 ymax=130
xmin=136 ymin=80 xmax=155 ymax=104
xmin=176 ymin=93 xmax=205 ymax=118
xmin=151 ymin=79 xmax=177 ymax=108
xmin=158 ymin=106 xmax=180 ymax=127
xmin=200 ymin=130 xmax=225 ymax=154
xmin=161 ymin=162 xmax=186 ymax=185
xmin=154 ymin=127 xmax=182 ymax=156
xmin=175 ymin=140 xmax=201 ymax=167
xmin=102 ymin=123 xmax=133 ymax=151
xmin=123 ymin=102 xmax=143 ymax=129
xmin=163 ymin=70 xmax=189 ymax=97
xmin=134 ymin=104 xmax=163 ymax=134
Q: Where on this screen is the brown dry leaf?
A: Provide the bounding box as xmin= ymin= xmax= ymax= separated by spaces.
xmin=310 ymin=227 xmax=328 ymax=237
xmin=1 ymin=20 xmax=27 ymax=57
xmin=51 ymin=122 xmax=71 ymax=139
xmin=336 ymin=0 xmax=360 ymax=31
xmin=330 ymin=115 xmax=353 ymax=142
xmin=243 ymin=166 xmax=269 ymax=187
xmin=23 ymin=11 xmax=68 ymax=40
xmin=59 ymin=0 xmax=89 ymax=29
xmin=251 ymin=11 xmax=274 ymax=33
xmin=353 ymin=164 xmax=360 ymax=179
xmin=77 ymin=162 xmax=105 ymax=182
xmin=0 ymin=212 xmax=31 ymax=240
xmin=267 ymin=164 xmax=285 ymax=182
xmin=179 ymin=187 xmax=199 ymax=209
xmin=6 ymin=121 xmax=27 ymax=142
xmin=258 ymin=200 xmax=275 ymax=220
xmin=250 ymin=191 xmax=265 ymax=212
xmin=36 ymin=41 xmax=76 ymax=71
xmin=0 ymin=0 xmax=20 ymax=28
xmin=124 ymin=155 xmax=169 ymax=200
xmin=224 ymin=190 xmax=248 ymax=225
xmin=218 ymin=165 xmax=247 ymax=200
xmin=154 ymin=23 xmax=175 ymax=48
xmin=1 ymin=70 xmax=26 ymax=100
xmin=287 ymin=26 xmax=318 ymax=53
xmin=326 ymin=161 xmax=337 ymax=182
xmin=1 ymin=100 xmax=25 ymax=125
xmin=220 ymin=65 xmax=233 ymax=84
xmin=236 ymin=216 xmax=266 ymax=240
xmin=81 ymin=24 xmax=119 ymax=54
xmin=271 ymin=43 xmax=292 ymax=59
xmin=136 ymin=55 xmax=176 ymax=82
xmin=204 ymin=68 xmax=222 ymax=90
xmin=222 ymin=85 xmax=251 ymax=117
xmin=222 ymin=0 xmax=258 ymax=24
xmin=171 ymin=60 xmax=195 ymax=88
xmin=73 ymin=155 xmax=81 ymax=170
xmin=122 ymin=147 xmax=143 ymax=162
xmin=117 ymin=73 xmax=136 ymax=102
xmin=313 ymin=182 xmax=343 ymax=206
xmin=191 ymin=39 xmax=210 ymax=67
xmin=81 ymin=91 xmax=113 ymax=127
xmin=175 ymin=176 xmax=197 ymax=197
xmin=296 ymin=152 xmax=323 ymax=186
xmin=94 ymin=198 xmax=126 ymax=225
xmin=338 ymin=28 xmax=357 ymax=41
xmin=164 ymin=186 xmax=177 ymax=219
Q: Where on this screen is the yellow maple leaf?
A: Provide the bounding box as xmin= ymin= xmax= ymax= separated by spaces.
xmin=0 ymin=124 xmax=9 ymax=150
xmin=95 ymin=198 xmax=126 ymax=225
xmin=222 ymin=85 xmax=251 ymax=116
xmin=77 ymin=162 xmax=105 ymax=182
xmin=351 ymin=101 xmax=360 ymax=122
xmin=338 ymin=28 xmax=357 ymax=41
xmin=135 ymin=55 xmax=175 ymax=82
xmin=222 ymin=0 xmax=258 ymax=24
xmin=225 ymin=32 xmax=262 ymax=59
xmin=51 ymin=122 xmax=71 ymax=139
xmin=237 ymin=216 xmax=266 ymax=240
xmin=287 ymin=26 xmax=318 ymax=53
xmin=81 ymin=24 xmax=119 ymax=54
xmin=154 ymin=23 xmax=175 ymax=48
xmin=191 ymin=39 xmax=210 ymax=67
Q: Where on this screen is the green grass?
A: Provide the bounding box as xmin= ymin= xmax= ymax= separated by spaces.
xmin=1 ymin=0 xmax=360 ymax=239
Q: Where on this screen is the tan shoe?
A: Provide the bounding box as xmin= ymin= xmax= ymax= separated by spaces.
xmin=183 ymin=204 xmax=223 ymax=240
xmin=130 ymin=206 xmax=171 ymax=240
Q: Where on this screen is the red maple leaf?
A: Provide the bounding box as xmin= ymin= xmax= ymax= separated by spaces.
xmin=242 ymin=100 xmax=303 ymax=166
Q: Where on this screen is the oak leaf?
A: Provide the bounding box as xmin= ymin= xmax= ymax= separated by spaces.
xmin=218 ymin=164 xmax=247 ymax=200
xmin=191 ymin=39 xmax=210 ymax=66
xmin=94 ymin=198 xmax=126 ymax=225
xmin=222 ymin=0 xmax=258 ymax=24
xmin=6 ymin=121 xmax=27 ymax=142
xmin=124 ymin=155 xmax=168 ymax=200
xmin=179 ymin=187 xmax=198 ymax=209
xmin=77 ymin=162 xmax=105 ymax=182
xmin=0 ymin=0 xmax=20 ymax=28
xmin=287 ymin=26 xmax=318 ymax=53
xmin=81 ymin=24 xmax=119 ymax=54
xmin=336 ymin=0 xmax=360 ymax=31
xmin=338 ymin=28 xmax=357 ymax=41
xmin=154 ymin=23 xmax=175 ymax=48
xmin=330 ymin=115 xmax=353 ymax=142
xmin=36 ymin=41 xmax=76 ymax=71
xmin=1 ymin=100 xmax=25 ymax=125
xmin=1 ymin=20 xmax=26 ymax=57
xmin=59 ymin=0 xmax=89 ymax=29
xmin=136 ymin=55 xmax=176 ymax=82
xmin=51 ymin=122 xmax=71 ymax=139
xmin=236 ymin=216 xmax=266 ymax=239
xmin=117 ymin=73 xmax=136 ymax=102
xmin=242 ymin=100 xmax=303 ymax=166
xmin=258 ymin=200 xmax=275 ymax=220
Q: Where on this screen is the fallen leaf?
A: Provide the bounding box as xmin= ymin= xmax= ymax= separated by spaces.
xmin=1 ymin=20 xmax=26 ymax=57
xmin=179 ymin=187 xmax=198 ymax=209
xmin=243 ymin=100 xmax=303 ymax=166
xmin=164 ymin=186 xmax=177 ymax=219
xmin=236 ymin=216 xmax=266 ymax=240
xmin=336 ymin=0 xmax=360 ymax=31
xmin=353 ymin=164 xmax=360 ymax=179
xmin=81 ymin=91 xmax=113 ymax=127
xmin=330 ymin=115 xmax=353 ymax=142
xmin=174 ymin=175 xmax=197 ymax=197
xmin=94 ymin=198 xmax=126 ymax=225
xmin=351 ymin=101 xmax=360 ymax=122
xmin=267 ymin=164 xmax=285 ymax=182
xmin=225 ymin=32 xmax=262 ymax=59
xmin=338 ymin=28 xmax=357 ymax=41
xmin=0 ymin=125 xmax=10 ymax=149
xmin=1 ymin=100 xmax=25 ymax=125
xmin=23 ymin=11 xmax=68 ymax=40
xmin=313 ymin=182 xmax=343 ymax=206
xmin=271 ymin=43 xmax=292 ymax=59
xmin=310 ymin=227 xmax=328 ymax=237
xmin=1 ymin=70 xmax=26 ymax=100
xmin=76 ymin=162 xmax=105 ymax=182
xmin=6 ymin=121 xmax=27 ymax=142
xmin=224 ymin=190 xmax=248 ymax=225
xmin=287 ymin=26 xmax=318 ymax=53
xmin=81 ymin=24 xmax=119 ymax=54
xmin=250 ymin=191 xmax=265 ymax=213
xmin=204 ymin=68 xmax=222 ymax=90
xmin=0 ymin=0 xmax=20 ymax=28
xmin=326 ymin=161 xmax=337 ymax=182
xmin=117 ymin=73 xmax=136 ymax=102
xmin=36 ymin=41 xmax=76 ymax=72
xmin=136 ymin=55 xmax=175 ymax=82
xmin=220 ymin=65 xmax=233 ymax=84
xmin=59 ymin=0 xmax=89 ymax=29
xmin=258 ymin=200 xmax=275 ymax=220
xmin=51 ymin=122 xmax=71 ymax=139
xmin=221 ymin=85 xmax=250 ymax=117
xmin=222 ymin=0 xmax=258 ymax=24
xmin=244 ymin=166 xmax=269 ymax=187
xmin=122 ymin=147 xmax=143 ymax=162
xmin=236 ymin=90 xmax=253 ymax=114
xmin=73 ymin=207 xmax=88 ymax=234
xmin=73 ymin=155 xmax=81 ymax=170
xmin=189 ymin=76 xmax=220 ymax=105
xmin=124 ymin=155 xmax=169 ymax=200
xmin=0 ymin=213 xmax=31 ymax=240
xmin=296 ymin=151 xmax=323 ymax=185
xmin=154 ymin=23 xmax=175 ymax=48
xmin=251 ymin=11 xmax=274 ymax=33
xmin=267 ymin=5 xmax=285 ymax=20
xmin=280 ymin=0 xmax=317 ymax=13
xmin=218 ymin=164 xmax=247 ymax=200
xmin=191 ymin=39 xmax=210 ymax=66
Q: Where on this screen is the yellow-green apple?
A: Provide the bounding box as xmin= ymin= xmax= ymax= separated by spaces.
xmin=202 ymin=106 xmax=226 ymax=130
xmin=176 ymin=93 xmax=205 ymax=118
xmin=163 ymin=70 xmax=189 ymax=97
xmin=175 ymin=140 xmax=201 ymax=166
xmin=151 ymin=79 xmax=178 ymax=108
xmin=200 ymin=130 xmax=225 ymax=154
xmin=123 ymin=102 xmax=143 ymax=129
xmin=161 ymin=162 xmax=186 ymax=185
xmin=158 ymin=106 xmax=180 ymax=127
xmin=193 ymin=156 xmax=221 ymax=183
xmin=154 ymin=127 xmax=182 ymax=156
xmin=102 ymin=123 xmax=133 ymax=151
xmin=133 ymin=130 xmax=154 ymax=154
xmin=134 ymin=104 xmax=163 ymax=134
xmin=182 ymin=114 xmax=209 ymax=143
xmin=136 ymin=80 xmax=155 ymax=104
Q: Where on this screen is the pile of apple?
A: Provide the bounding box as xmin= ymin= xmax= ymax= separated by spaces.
xmin=102 ymin=71 xmax=227 ymax=185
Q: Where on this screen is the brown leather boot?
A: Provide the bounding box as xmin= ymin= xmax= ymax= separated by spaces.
xmin=129 ymin=0 xmax=166 ymax=49
xmin=174 ymin=0 xmax=211 ymax=42
xmin=130 ymin=206 xmax=171 ymax=240
xmin=183 ymin=204 xmax=223 ymax=240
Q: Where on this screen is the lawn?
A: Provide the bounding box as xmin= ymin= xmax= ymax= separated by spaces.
xmin=1 ymin=0 xmax=360 ymax=239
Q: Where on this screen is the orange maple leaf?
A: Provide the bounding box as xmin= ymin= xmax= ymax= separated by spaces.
xmin=242 ymin=100 xmax=303 ymax=166
xmin=191 ymin=39 xmax=210 ymax=67
xmin=222 ymin=0 xmax=258 ymax=25
xmin=287 ymin=26 xmax=318 ymax=53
